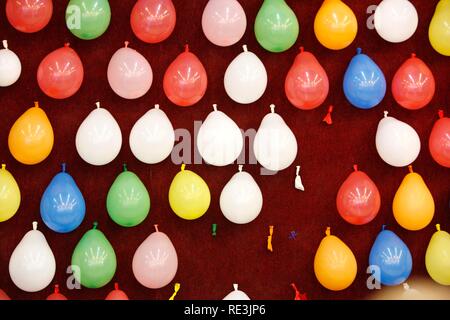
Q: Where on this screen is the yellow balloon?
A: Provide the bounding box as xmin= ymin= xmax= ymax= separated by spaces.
xmin=314 ymin=0 xmax=358 ymax=50
xmin=0 ymin=164 xmax=21 ymax=222
xmin=426 ymin=224 xmax=450 ymax=285
xmin=393 ymin=166 xmax=435 ymax=231
xmin=168 ymin=164 xmax=211 ymax=220
xmin=8 ymin=102 xmax=54 ymax=165
xmin=429 ymin=0 xmax=450 ymax=56
xmin=314 ymin=227 xmax=357 ymax=291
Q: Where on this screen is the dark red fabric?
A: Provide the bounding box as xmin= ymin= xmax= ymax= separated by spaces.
xmin=0 ymin=0 xmax=449 ymax=300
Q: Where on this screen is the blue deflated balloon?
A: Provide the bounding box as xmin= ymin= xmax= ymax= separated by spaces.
xmin=369 ymin=226 xmax=412 ymax=286
xmin=343 ymin=48 xmax=386 ymax=109
xmin=40 ymin=163 xmax=86 ymax=233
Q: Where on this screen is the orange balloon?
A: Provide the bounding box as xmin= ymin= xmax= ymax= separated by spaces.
xmin=429 ymin=110 xmax=450 ymax=168
xmin=8 ymin=102 xmax=54 ymax=165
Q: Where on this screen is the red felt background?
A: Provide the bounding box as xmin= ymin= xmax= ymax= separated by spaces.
xmin=0 ymin=0 xmax=449 ymax=300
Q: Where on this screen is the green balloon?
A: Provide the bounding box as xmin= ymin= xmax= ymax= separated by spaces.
xmin=106 ymin=164 xmax=150 ymax=227
xmin=254 ymin=0 xmax=299 ymax=53
xmin=66 ymin=0 xmax=111 ymax=40
xmin=71 ymin=222 xmax=116 ymax=288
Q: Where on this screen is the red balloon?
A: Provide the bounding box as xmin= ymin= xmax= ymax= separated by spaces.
xmin=336 ymin=165 xmax=381 ymax=225
xmin=429 ymin=110 xmax=450 ymax=168
xmin=46 ymin=285 xmax=68 ymax=300
xmin=130 ymin=0 xmax=176 ymax=44
xmin=285 ymin=47 xmax=329 ymax=110
xmin=6 ymin=0 xmax=53 ymax=33
xmin=392 ymin=53 xmax=435 ymax=110
xmin=163 ymin=44 xmax=208 ymax=107
xmin=0 ymin=289 xmax=11 ymax=300
xmin=37 ymin=43 xmax=84 ymax=99
xmin=105 ymin=283 xmax=129 ymax=300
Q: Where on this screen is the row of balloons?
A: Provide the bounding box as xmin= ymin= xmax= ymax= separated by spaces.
xmin=4 ymin=0 xmax=450 ymax=56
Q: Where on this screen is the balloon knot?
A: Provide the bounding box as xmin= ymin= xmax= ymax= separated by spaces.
xmin=322 ymin=105 xmax=333 ymax=125
xmin=212 ymin=223 xmax=217 ymax=237
xmin=154 ymin=224 xmax=159 ymax=232
xmin=169 ymin=283 xmax=181 ymax=300
xmin=2 ymin=40 xmax=8 ymax=49
xmin=184 ymin=44 xmax=189 ymax=52
xmin=1 ymin=164 xmax=5 ymax=170
xmin=212 ymin=104 xmax=218 ymax=111
xmin=269 ymin=104 xmax=275 ymax=113
xmin=353 ymin=164 xmax=358 ymax=172
xmin=123 ymin=163 xmax=128 ymax=172
xmin=95 ymin=101 xmax=101 ymax=109
xmin=154 ymin=104 xmax=160 ymax=109
xmin=436 ymin=224 xmax=441 ymax=231
xmin=383 ymin=111 xmax=388 ymax=118
xmin=291 ymin=283 xmax=307 ymax=300
xmin=54 ymin=284 xmax=59 ymax=294
xmin=408 ymin=165 xmax=413 ymax=173
xmin=238 ymin=165 xmax=243 ymax=172
xmin=61 ymin=163 xmax=66 ymax=172
xmin=356 ymin=48 xmax=362 ymax=55
xmin=438 ymin=110 xmax=444 ymax=119
xmin=93 ymin=222 xmax=98 ymax=229
xmin=299 ymin=46 xmax=304 ymax=53
xmin=242 ymin=44 xmax=248 ymax=52
xmin=325 ymin=227 xmax=331 ymax=236
xmin=267 ymin=226 xmax=274 ymax=252
xmin=233 ymin=284 xmax=238 ymax=291
xmin=411 ymin=53 xmax=416 ymax=58
xmin=114 ymin=283 xmax=119 ymax=290
xmin=34 ymin=101 xmax=40 ymax=108
xmin=64 ymin=42 xmax=70 ymax=47
xmin=124 ymin=41 xmax=129 ymax=48
xmin=32 ymin=221 xmax=38 ymax=230
xmin=382 ymin=224 xmax=386 ymax=231
xmin=181 ymin=163 xmax=186 ymax=171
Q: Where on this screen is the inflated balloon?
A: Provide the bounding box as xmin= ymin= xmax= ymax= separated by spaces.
xmin=9 ymin=222 xmax=56 ymax=292
xmin=0 ymin=40 xmax=21 ymax=87
xmin=6 ymin=0 xmax=53 ymax=33
xmin=130 ymin=104 xmax=175 ymax=164
xmin=343 ymin=48 xmax=386 ymax=109
xmin=202 ymin=0 xmax=246 ymax=47
xmin=130 ymin=0 xmax=176 ymax=44
xmin=163 ymin=45 xmax=208 ymax=107
xmin=0 ymin=289 xmax=11 ymax=300
xmin=220 ymin=165 xmax=263 ymax=224
xmin=132 ymin=225 xmax=178 ymax=289
xmin=369 ymin=226 xmax=412 ymax=286
xmin=314 ymin=227 xmax=357 ymax=291
xmin=37 ymin=43 xmax=84 ymax=99
xmin=40 ymin=163 xmax=85 ymax=233
xmin=391 ymin=54 xmax=435 ymax=110
xmin=75 ymin=102 xmax=122 ymax=166
xmin=66 ymin=0 xmax=111 ymax=40
xmin=224 ymin=45 xmax=267 ymax=104
xmin=285 ymin=47 xmax=329 ymax=110
xmin=314 ymin=0 xmax=357 ymax=50
xmin=107 ymin=42 xmax=153 ymax=100
xmin=46 ymin=285 xmax=68 ymax=300
xmin=375 ymin=111 xmax=420 ymax=167
xmin=393 ymin=166 xmax=435 ymax=231
xmin=374 ymin=0 xmax=418 ymax=43
xmin=107 ymin=164 xmax=150 ymax=227
xmin=429 ymin=0 xmax=450 ymax=56
xmin=71 ymin=222 xmax=116 ymax=289
xmin=197 ymin=104 xmax=243 ymax=166
xmin=0 ymin=164 xmax=20 ymax=223
xmin=426 ymin=224 xmax=450 ymax=285
xmin=429 ymin=110 xmax=450 ymax=168
xmin=223 ymin=284 xmax=250 ymax=300
xmin=254 ymin=104 xmax=298 ymax=172
xmin=336 ymin=165 xmax=380 ymax=225
xmin=254 ymin=0 xmax=299 ymax=52
xmin=8 ymin=101 xmax=54 ymax=165
xmin=105 ymin=283 xmax=129 ymax=300
xmin=168 ymin=164 xmax=211 ymax=220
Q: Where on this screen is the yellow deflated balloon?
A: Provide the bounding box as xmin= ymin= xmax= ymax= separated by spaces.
xmin=0 ymin=164 xmax=21 ymax=222
xmin=393 ymin=166 xmax=435 ymax=231
xmin=314 ymin=227 xmax=357 ymax=291
xmin=169 ymin=164 xmax=211 ymax=220
xmin=426 ymin=224 xmax=450 ymax=285
xmin=8 ymin=102 xmax=54 ymax=165
xmin=314 ymin=0 xmax=358 ymax=50
xmin=429 ymin=0 xmax=450 ymax=56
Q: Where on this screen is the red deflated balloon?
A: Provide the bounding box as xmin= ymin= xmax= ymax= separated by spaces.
xmin=285 ymin=47 xmax=329 ymax=110
xmin=6 ymin=0 xmax=53 ymax=33
xmin=0 ymin=289 xmax=11 ymax=300
xmin=163 ymin=44 xmax=207 ymax=107
xmin=429 ymin=110 xmax=450 ymax=168
xmin=131 ymin=0 xmax=176 ymax=44
xmin=46 ymin=284 xmax=68 ymax=300
xmin=392 ymin=53 xmax=435 ymax=110
xmin=37 ymin=43 xmax=84 ymax=99
xmin=105 ymin=283 xmax=129 ymax=300
xmin=336 ymin=165 xmax=381 ymax=225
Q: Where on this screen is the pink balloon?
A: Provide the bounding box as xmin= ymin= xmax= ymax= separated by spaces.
xmin=202 ymin=0 xmax=247 ymax=47
xmin=107 ymin=41 xmax=153 ymax=99
xmin=132 ymin=226 xmax=178 ymax=289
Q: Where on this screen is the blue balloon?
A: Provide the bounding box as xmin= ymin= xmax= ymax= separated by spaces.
xmin=343 ymin=48 xmax=386 ymax=109
xmin=369 ymin=226 xmax=412 ymax=286
xmin=40 ymin=163 xmax=86 ymax=233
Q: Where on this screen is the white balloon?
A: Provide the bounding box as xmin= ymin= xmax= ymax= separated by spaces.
xmin=0 ymin=40 xmax=21 ymax=87
xmin=374 ymin=0 xmax=418 ymax=43
xmin=9 ymin=222 xmax=56 ymax=292
xmin=254 ymin=104 xmax=298 ymax=171
xmin=220 ymin=165 xmax=263 ymax=224
xmin=224 ymin=45 xmax=267 ymax=104
xmin=197 ymin=104 xmax=243 ymax=166
xmin=130 ymin=104 xmax=175 ymax=164
xmin=375 ymin=111 xmax=421 ymax=167
xmin=76 ymin=102 xmax=122 ymax=166
xmin=223 ymin=284 xmax=251 ymax=300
